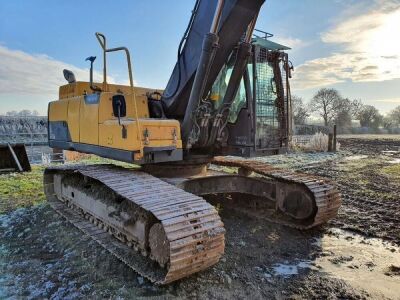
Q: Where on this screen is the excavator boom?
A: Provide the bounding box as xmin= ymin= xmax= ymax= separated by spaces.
xmin=162 ymin=0 xmax=264 ymax=119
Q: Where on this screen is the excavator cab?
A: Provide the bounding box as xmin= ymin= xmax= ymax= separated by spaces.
xmin=215 ymin=33 xmax=293 ymax=157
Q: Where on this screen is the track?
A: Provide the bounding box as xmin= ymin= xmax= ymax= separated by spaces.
xmin=212 ymin=157 xmax=342 ymax=229
xmin=44 ymin=158 xmax=341 ymax=283
xmin=44 ymin=164 xmax=225 ymax=284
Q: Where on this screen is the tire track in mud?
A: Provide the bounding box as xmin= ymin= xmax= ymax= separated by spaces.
xmin=296 ymin=138 xmax=400 ymax=245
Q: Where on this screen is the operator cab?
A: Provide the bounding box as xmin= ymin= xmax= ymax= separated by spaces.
xmin=209 ymin=31 xmax=293 ymax=157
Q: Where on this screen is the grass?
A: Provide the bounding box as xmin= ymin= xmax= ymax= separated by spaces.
xmin=0 ymin=155 xmax=140 ymax=215
xmin=68 ymin=154 xmax=138 ymax=169
xmin=381 ymin=164 xmax=400 ymax=181
xmin=337 ymin=155 xmax=399 ymax=201
xmin=0 ymin=166 xmax=46 ymax=214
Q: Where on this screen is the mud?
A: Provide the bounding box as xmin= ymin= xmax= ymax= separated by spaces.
xmin=315 ymin=228 xmax=400 ymax=299
xmin=0 ymin=135 xmax=399 ymax=299
xmin=338 ymin=137 xmax=400 ymax=157
xmin=298 ymin=137 xmax=400 ymax=246
xmin=0 ymin=205 xmax=371 ymax=300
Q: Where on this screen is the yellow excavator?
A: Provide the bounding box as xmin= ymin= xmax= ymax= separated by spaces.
xmin=44 ymin=0 xmax=341 ymax=284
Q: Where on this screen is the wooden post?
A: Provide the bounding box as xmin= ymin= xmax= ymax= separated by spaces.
xmin=328 ymin=134 xmax=333 ymax=152
xmin=333 ymin=124 xmax=337 ymax=152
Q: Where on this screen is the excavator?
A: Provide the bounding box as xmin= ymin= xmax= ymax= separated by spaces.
xmin=44 ymin=0 xmax=341 ymax=284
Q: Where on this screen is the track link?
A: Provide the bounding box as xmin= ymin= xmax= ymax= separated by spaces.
xmin=44 ymin=164 xmax=225 ymax=284
xmin=212 ymin=157 xmax=342 ymax=229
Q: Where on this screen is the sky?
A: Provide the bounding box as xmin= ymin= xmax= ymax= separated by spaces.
xmin=0 ymin=0 xmax=399 ymax=115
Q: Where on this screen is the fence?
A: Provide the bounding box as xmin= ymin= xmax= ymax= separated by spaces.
xmin=291 ymin=135 xmax=316 ymax=145
xmin=0 ymin=132 xmax=47 ymax=145
xmin=292 ymin=125 xmax=337 ymax=152
xmin=293 ymin=124 xmax=331 ymax=136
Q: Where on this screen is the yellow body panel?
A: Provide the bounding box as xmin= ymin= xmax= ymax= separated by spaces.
xmin=98 ymin=119 xmax=181 ymax=151
xmin=48 ymin=82 xmax=182 ymax=163
xmin=59 ymin=82 xmax=161 ymax=101
xmin=99 ymin=121 xmax=138 ymax=150
xmin=48 ymin=100 xmax=68 ymax=121
xmin=98 ymin=93 xmax=149 ymax=123
xmin=79 ymin=98 xmax=99 ymax=145
xmin=67 ymin=98 xmax=81 ymax=142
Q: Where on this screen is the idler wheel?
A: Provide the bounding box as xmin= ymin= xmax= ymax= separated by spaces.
xmin=281 ymin=191 xmax=316 ymax=220
xmin=149 ymin=223 xmax=170 ymax=267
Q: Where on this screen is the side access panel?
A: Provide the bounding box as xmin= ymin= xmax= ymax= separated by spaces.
xmin=79 ymin=94 xmax=99 ymax=145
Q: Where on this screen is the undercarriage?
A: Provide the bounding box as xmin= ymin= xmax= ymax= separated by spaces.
xmin=44 ymin=158 xmax=341 ymax=284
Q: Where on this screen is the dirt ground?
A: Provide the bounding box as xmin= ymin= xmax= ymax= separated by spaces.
xmin=0 ymin=135 xmax=399 ymax=299
xmin=301 ymin=137 xmax=400 ymax=246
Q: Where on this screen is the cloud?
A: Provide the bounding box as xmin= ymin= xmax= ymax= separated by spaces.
xmin=292 ymin=1 xmax=400 ymax=90
xmin=375 ymin=98 xmax=400 ymax=104
xmin=273 ymin=36 xmax=306 ymax=49
xmin=0 ymin=45 xmax=116 ymax=97
xmin=381 ymin=55 xmax=398 ymax=60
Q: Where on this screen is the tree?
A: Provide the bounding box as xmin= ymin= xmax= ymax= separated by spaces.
xmin=291 ymin=96 xmax=309 ymax=125
xmin=383 ymin=115 xmax=395 ymax=129
xmin=357 ymin=105 xmax=383 ymax=129
xmin=333 ymin=98 xmax=362 ymax=131
xmin=18 ymin=110 xmax=34 ymax=117
xmin=5 ymin=110 xmax=40 ymax=117
xmin=309 ymin=88 xmax=342 ymax=126
xmin=335 ymin=109 xmax=352 ymax=131
xmin=6 ymin=111 xmax=18 ymax=116
xmin=389 ymin=105 xmax=400 ymax=126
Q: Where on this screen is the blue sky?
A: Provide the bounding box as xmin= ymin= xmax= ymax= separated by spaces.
xmin=1 ymin=0 xmax=399 ymax=115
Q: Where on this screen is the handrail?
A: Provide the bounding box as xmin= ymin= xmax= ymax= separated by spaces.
xmin=253 ymin=29 xmax=273 ymax=40
xmin=95 ymin=32 xmax=107 ymax=90
xmin=94 ymin=32 xmax=143 ymax=159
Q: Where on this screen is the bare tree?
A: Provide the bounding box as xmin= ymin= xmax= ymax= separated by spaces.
xmin=357 ymin=105 xmax=383 ymax=129
xmin=383 ymin=115 xmax=394 ymax=129
xmin=5 ymin=110 xmax=40 ymax=117
xmin=334 ymin=98 xmax=362 ymax=131
xmin=309 ymin=88 xmax=342 ymax=126
xmin=291 ymin=95 xmax=309 ymax=125
xmin=349 ymin=99 xmax=363 ymax=117
xmin=6 ymin=111 xmax=18 ymax=116
xmin=389 ymin=105 xmax=400 ymax=126
xmin=18 ymin=110 xmax=34 ymax=117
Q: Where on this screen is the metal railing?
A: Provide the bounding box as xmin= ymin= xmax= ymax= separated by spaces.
xmin=293 ymin=124 xmax=331 ymax=136
xmin=0 ymin=132 xmax=47 ymax=145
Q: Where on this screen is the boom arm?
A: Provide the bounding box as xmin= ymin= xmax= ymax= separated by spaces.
xmin=161 ymin=0 xmax=265 ymax=126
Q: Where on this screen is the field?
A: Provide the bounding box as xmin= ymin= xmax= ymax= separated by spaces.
xmin=0 ymin=135 xmax=399 ymax=299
